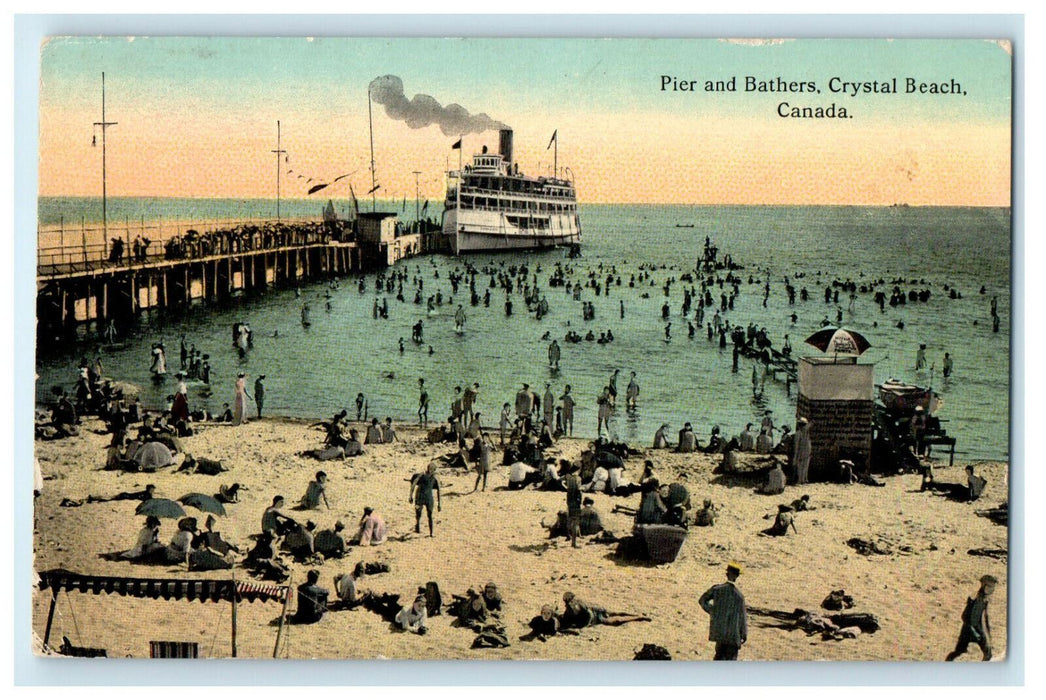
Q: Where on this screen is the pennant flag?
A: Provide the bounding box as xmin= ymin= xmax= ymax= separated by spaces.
xmin=547 ymin=130 xmax=558 ymax=150
xmin=451 ymin=138 xmax=462 ymax=150
xmin=421 ymin=199 xmax=429 ymax=214
xmin=308 ymin=183 xmax=329 ymax=195
xmin=333 ymin=171 xmax=356 ymax=183
xmin=367 ymin=184 xmax=381 ymax=195
xmin=350 ymin=184 xmax=360 ymax=215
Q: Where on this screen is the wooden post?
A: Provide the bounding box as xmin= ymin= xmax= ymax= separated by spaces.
xmin=230 ymin=574 xmax=238 ymax=658
xmin=273 ymin=581 xmax=292 ymax=658
xmin=42 ymin=588 xmax=58 ymax=651
xmin=82 ymin=216 xmax=88 ymax=269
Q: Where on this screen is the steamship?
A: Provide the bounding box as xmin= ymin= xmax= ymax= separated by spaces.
xmin=441 ymin=129 xmax=581 ymax=254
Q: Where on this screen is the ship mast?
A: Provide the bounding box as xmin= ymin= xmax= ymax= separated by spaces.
xmin=93 ymin=72 xmax=118 ymax=243
xmin=271 ymin=120 xmax=286 ymax=222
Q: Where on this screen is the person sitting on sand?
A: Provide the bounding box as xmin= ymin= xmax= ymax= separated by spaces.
xmin=703 ymin=425 xmax=724 ymax=454
xmin=314 ymin=520 xmax=348 ymax=559
xmin=653 ymin=423 xmax=672 ymax=450
xmin=88 ymin=483 xmax=157 ymax=503
xmin=579 ymin=497 xmax=605 ymax=535
xmin=584 ymin=463 xmax=610 ymax=494
xmin=739 ymin=423 xmax=755 ymax=452
xmin=966 ymin=465 xmax=988 ymax=502
xmin=215 ymin=483 xmax=241 ymax=504
xmin=395 ymin=593 xmax=429 ymax=634
xmin=164 ymin=517 xmax=197 ymax=564
xmin=283 ymin=520 xmax=317 ymax=560
xmin=344 ymin=429 xmax=364 ymax=457
xmin=381 ymin=417 xmax=397 ymax=443
xmin=559 ymin=591 xmax=651 ymax=629
xmin=199 ymin=514 xmax=239 ymax=556
xmin=334 ymin=562 xmax=369 ymax=608
xmin=120 ymin=515 xmax=166 ymax=561
xmin=695 ymin=499 xmax=718 ymax=527
xmin=756 ymin=427 xmax=774 ymax=454
xmin=676 ymin=423 xmax=697 ymax=453
xmin=365 ymin=417 xmax=384 ymax=445
xmin=759 ymin=462 xmax=787 ymax=495
xmin=508 ymin=460 xmax=541 ymax=490
xmin=636 ymin=478 xmax=668 ymax=525
xmin=218 ymin=403 xmax=233 ymax=423
xmin=299 ymin=471 xmax=331 ymax=510
xmin=762 ymin=504 xmax=798 ymax=537
xmin=774 ymin=426 xmax=794 ymax=457
xmin=355 ymin=507 xmax=387 ymax=546
xmin=262 ymin=495 xmax=296 ymax=536
xmin=291 ymin=570 xmax=329 ymax=624
xmin=526 ymin=604 xmax=560 ymax=640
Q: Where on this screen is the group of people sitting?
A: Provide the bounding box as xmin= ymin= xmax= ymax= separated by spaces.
xmin=119 ymin=514 xmax=237 ymax=570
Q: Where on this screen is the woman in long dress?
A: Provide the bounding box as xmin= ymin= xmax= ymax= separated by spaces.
xmin=233 ymin=372 xmax=249 ymax=426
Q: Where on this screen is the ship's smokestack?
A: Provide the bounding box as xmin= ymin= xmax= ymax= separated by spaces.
xmin=499 ymin=129 xmax=513 ymax=169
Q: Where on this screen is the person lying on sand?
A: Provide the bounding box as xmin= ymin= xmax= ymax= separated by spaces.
xmin=523 ymin=605 xmax=560 ymax=641
xmin=87 ymin=483 xmax=157 ymax=503
xmin=559 ymin=591 xmax=651 ymax=629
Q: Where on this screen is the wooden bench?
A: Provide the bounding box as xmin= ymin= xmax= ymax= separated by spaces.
xmin=149 ymin=641 xmax=200 ymax=659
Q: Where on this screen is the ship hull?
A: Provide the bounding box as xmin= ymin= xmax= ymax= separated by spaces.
xmin=442 ymin=208 xmax=581 ymax=254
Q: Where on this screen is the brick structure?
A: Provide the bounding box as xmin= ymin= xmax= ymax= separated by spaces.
xmin=796 ymin=357 xmax=874 ymax=481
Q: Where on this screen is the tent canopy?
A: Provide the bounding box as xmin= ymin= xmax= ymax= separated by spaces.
xmin=37 ymin=568 xmax=289 ymax=605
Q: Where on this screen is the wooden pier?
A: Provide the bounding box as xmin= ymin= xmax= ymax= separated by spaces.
xmin=36 ymin=218 xmax=426 ymax=334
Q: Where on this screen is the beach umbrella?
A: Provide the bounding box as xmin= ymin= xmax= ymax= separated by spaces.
xmin=804 ymin=327 xmax=871 ymax=356
xmin=179 ymin=493 xmax=227 ymax=517
xmin=136 ymin=498 xmax=187 ymax=519
xmin=133 ymin=441 xmax=174 ymax=470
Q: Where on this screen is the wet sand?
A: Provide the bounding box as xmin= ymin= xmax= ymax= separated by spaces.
xmin=32 ymin=417 xmax=1008 ymax=661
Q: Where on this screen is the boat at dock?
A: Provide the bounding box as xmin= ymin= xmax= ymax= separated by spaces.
xmin=441 ymin=129 xmax=581 ymax=254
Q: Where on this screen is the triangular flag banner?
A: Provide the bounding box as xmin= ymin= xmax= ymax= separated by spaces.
xmin=547 ymin=130 xmax=558 ymax=150
xmin=451 ymin=138 xmax=462 ymax=150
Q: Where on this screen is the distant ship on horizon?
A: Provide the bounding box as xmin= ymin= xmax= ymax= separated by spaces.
xmin=441 ymin=129 xmax=581 ymax=254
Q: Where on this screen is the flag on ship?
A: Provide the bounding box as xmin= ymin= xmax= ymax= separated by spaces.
xmin=421 ymin=199 xmax=429 ymax=215
xmin=547 ymin=130 xmax=558 ymax=150
xmin=451 ymin=138 xmax=462 ymax=149
xmin=308 ymin=183 xmax=329 ymax=195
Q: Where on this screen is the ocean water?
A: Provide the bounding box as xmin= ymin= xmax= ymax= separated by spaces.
xmin=35 ymin=199 xmax=1012 ymax=461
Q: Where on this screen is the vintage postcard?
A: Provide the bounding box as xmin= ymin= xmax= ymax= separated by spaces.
xmin=31 ymin=36 xmax=1012 ymax=662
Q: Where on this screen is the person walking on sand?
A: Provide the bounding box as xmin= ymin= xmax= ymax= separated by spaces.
xmin=499 ymin=402 xmax=512 ymax=447
xmin=793 ymin=417 xmax=812 ymax=484
xmin=410 ymin=462 xmax=442 ymax=537
xmin=946 ymin=575 xmax=997 ymax=661
xmin=232 ymin=372 xmax=251 ymax=426
xmin=254 ymin=375 xmax=266 ymax=419
xmin=563 ymin=472 xmax=583 ymax=548
xmin=472 ymin=432 xmax=493 ymax=493
xmin=699 ymin=562 xmax=748 ymax=660
xmin=418 ymin=378 xmax=429 ymax=427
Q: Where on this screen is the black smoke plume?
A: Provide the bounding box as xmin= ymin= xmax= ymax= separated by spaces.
xmin=368 ymin=75 xmax=508 ymax=136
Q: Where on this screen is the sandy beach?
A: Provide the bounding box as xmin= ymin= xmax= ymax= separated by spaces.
xmin=32 ymin=416 xmax=1008 ymax=661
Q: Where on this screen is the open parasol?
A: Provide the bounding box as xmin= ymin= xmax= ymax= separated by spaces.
xmin=179 ymin=493 xmax=227 ymax=517
xmin=135 ymin=498 xmax=187 ymax=519
xmin=803 ymin=327 xmax=871 ymax=356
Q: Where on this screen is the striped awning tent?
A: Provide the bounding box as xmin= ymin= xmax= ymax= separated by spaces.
xmin=37 ymin=569 xmax=289 ymax=604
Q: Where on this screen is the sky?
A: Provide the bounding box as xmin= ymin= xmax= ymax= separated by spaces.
xmin=38 ymin=37 xmax=1012 ymax=205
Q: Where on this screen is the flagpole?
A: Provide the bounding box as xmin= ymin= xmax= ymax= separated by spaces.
xmin=458 ymin=134 xmax=463 ymax=172
xmin=554 ymin=133 xmax=558 ymax=179
xmin=368 ymin=87 xmax=377 ymax=212
xmin=93 ymin=72 xmax=118 ymax=249
xmin=413 ymin=171 xmax=421 ymax=228
xmin=271 ymin=121 xmax=287 ymax=222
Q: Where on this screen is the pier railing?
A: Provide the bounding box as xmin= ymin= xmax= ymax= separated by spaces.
xmin=36 ymin=217 xmax=341 ymax=278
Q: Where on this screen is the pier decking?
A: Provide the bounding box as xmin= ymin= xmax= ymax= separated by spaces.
xmin=36 ymin=218 xmax=427 ymax=333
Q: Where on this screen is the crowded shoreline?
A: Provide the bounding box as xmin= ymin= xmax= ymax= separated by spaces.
xmin=33 ymin=406 xmax=1008 ymax=660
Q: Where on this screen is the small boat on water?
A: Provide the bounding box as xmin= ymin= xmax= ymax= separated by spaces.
xmin=674 ymin=223 xmax=695 ymax=228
